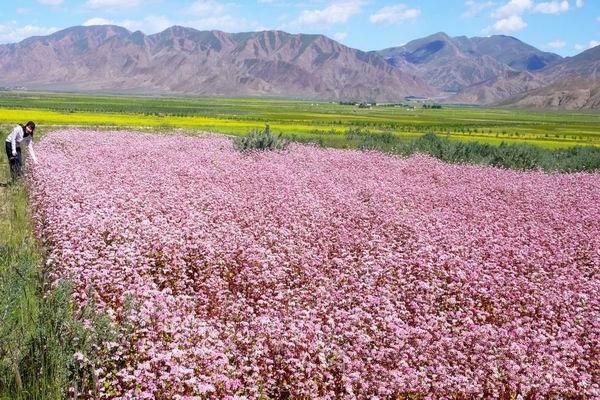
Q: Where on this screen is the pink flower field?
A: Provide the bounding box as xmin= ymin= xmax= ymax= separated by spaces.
xmin=30 ymin=130 xmax=599 ymax=399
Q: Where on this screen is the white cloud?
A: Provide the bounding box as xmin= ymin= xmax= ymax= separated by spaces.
xmin=333 ymin=31 xmax=347 ymax=41
xmin=185 ymin=15 xmax=264 ymax=32
xmin=37 ymin=0 xmax=63 ymax=5
xmin=486 ymin=14 xmax=527 ymax=32
xmin=85 ymin=0 xmax=141 ymax=9
xmin=486 ymin=0 xmax=572 ymax=35
xmin=533 ymin=0 xmax=569 ymax=14
xmin=183 ymin=1 xmax=264 ymax=32
xmin=462 ymin=0 xmax=495 ymax=18
xmin=189 ymin=0 xmax=226 ymax=16
xmin=0 ymin=22 xmax=59 ymax=44
xmin=545 ymin=39 xmax=566 ymax=49
xmin=369 ymin=4 xmax=421 ymax=24
xmin=83 ymin=15 xmax=172 ymax=34
xmin=82 ymin=17 xmax=113 ymax=26
xmin=574 ymin=40 xmax=600 ymax=51
xmin=121 ymin=15 xmax=172 ymax=33
xmin=492 ymin=0 xmax=532 ymax=19
xmin=83 ymin=14 xmax=262 ymax=35
xmin=294 ymin=1 xmax=363 ymax=26
xmin=576 ymin=0 xmax=584 ymax=7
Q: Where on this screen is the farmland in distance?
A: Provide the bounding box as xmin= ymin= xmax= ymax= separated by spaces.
xmin=0 ymin=91 xmax=599 ymax=149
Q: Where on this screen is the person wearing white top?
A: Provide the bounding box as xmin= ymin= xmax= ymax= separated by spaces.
xmin=4 ymin=121 xmax=37 ymax=181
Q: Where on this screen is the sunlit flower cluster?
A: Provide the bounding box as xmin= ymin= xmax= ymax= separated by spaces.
xmin=30 ymin=130 xmax=600 ymax=399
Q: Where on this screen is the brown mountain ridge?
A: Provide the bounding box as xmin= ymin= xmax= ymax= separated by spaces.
xmin=499 ymin=46 xmax=600 ymax=110
xmin=376 ymin=32 xmax=561 ymax=93
xmin=1 ymin=25 xmax=599 ymax=109
xmin=0 ymin=25 xmax=432 ymax=101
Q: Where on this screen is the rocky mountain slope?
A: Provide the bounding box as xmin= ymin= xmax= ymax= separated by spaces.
xmin=0 ymin=25 xmax=432 ymax=101
xmin=377 ymin=33 xmax=561 ymax=93
xmin=499 ymin=45 xmax=600 ymax=110
xmin=498 ymin=79 xmax=600 ymax=110
xmin=468 ymin=35 xmax=561 ymax=72
xmin=450 ymin=70 xmax=546 ymax=105
xmin=539 ymin=44 xmax=600 ymax=81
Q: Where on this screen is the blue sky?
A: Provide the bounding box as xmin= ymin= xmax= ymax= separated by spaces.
xmin=0 ymin=0 xmax=598 ymax=56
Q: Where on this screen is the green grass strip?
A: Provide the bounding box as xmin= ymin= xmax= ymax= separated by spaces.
xmin=0 ymin=161 xmax=116 ymax=399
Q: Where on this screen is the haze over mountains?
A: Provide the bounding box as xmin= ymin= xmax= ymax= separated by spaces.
xmin=0 ymin=25 xmax=598 ymax=109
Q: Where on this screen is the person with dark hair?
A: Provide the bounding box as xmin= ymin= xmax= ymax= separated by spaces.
xmin=5 ymin=121 xmax=38 ymax=180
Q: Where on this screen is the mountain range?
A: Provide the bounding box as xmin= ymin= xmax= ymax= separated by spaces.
xmin=376 ymin=32 xmax=559 ymax=93
xmin=0 ymin=25 xmax=598 ymax=109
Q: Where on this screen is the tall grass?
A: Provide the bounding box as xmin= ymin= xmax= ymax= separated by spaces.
xmin=0 ymin=162 xmax=115 ymax=399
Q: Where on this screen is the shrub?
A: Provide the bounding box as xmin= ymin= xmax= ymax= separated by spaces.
xmin=490 ymin=142 xmax=546 ymax=170
xmin=552 ymin=146 xmax=600 ymax=172
xmin=351 ymin=131 xmax=600 ymax=172
xmin=233 ymin=124 xmax=288 ymax=151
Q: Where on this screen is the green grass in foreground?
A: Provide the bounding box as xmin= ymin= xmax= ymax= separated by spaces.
xmin=0 ymin=163 xmax=115 ymax=399
xmin=0 ymin=91 xmax=599 ymax=149
xmin=0 ymin=176 xmax=63 ymax=399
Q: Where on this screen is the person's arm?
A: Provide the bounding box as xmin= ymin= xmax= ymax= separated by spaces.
xmin=27 ymin=139 xmax=38 ymax=164
xmin=10 ymin=126 xmax=19 ymax=157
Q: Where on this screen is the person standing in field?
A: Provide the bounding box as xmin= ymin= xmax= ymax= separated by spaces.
xmin=5 ymin=121 xmax=38 ymax=181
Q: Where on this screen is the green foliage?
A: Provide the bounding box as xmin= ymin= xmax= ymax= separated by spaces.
xmin=0 ymin=176 xmax=116 ymax=399
xmin=489 ymin=142 xmax=546 ymax=170
xmin=551 ymin=146 xmax=600 ymax=172
xmin=351 ymin=130 xmax=600 ymax=172
xmin=347 ymin=129 xmax=396 ymax=151
xmin=234 ymin=124 xmax=288 ymax=151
